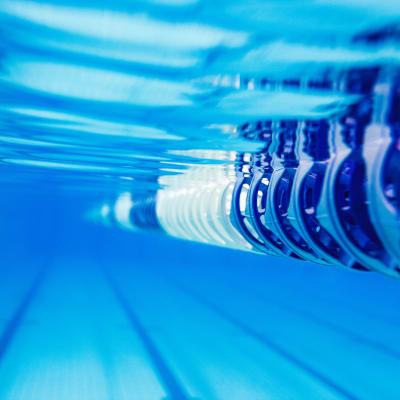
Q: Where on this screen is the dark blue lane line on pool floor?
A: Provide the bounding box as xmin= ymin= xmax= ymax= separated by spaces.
xmin=102 ymin=266 xmax=194 ymax=400
xmin=208 ymin=272 xmax=400 ymax=361
xmin=162 ymin=274 xmax=360 ymax=400
xmin=0 ymin=265 xmax=49 ymax=364
xmin=255 ymin=291 xmax=400 ymax=360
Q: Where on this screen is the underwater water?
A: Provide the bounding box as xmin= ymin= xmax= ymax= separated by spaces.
xmin=1 ymin=0 xmax=400 ymax=399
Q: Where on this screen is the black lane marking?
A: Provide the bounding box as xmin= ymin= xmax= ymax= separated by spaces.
xmin=0 ymin=267 xmax=48 ymax=363
xmin=164 ymin=275 xmax=360 ymax=400
xmin=102 ymin=269 xmax=192 ymax=400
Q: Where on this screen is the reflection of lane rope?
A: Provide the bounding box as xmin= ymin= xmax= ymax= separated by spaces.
xmin=96 ymin=69 xmax=400 ymax=278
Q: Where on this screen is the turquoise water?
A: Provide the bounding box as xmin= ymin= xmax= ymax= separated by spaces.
xmin=1 ymin=1 xmax=400 ymax=399
xmin=1 ymin=192 xmax=400 ymax=400
xmin=1 ymin=0 xmax=399 ymax=193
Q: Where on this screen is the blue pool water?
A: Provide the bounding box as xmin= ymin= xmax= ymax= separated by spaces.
xmin=1 ymin=1 xmax=400 ymax=399
xmin=1 ymin=188 xmax=400 ymax=399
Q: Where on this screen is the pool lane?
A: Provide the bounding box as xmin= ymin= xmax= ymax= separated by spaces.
xmin=149 ymin=261 xmax=400 ymax=400
xmin=0 ymin=259 xmax=165 ymax=400
xmin=0 ymin=255 xmax=49 ymax=365
xmin=161 ymin=260 xmax=400 ymax=358
xmin=102 ymin=267 xmax=193 ymax=400
xmin=103 ymin=262 xmax=350 ymax=400
xmin=0 ymin=252 xmax=399 ymax=400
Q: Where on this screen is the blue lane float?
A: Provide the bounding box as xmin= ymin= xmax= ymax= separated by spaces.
xmin=93 ymin=69 xmax=400 ymax=279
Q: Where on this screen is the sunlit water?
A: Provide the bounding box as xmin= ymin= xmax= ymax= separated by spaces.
xmin=1 ymin=0 xmax=399 ymax=195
